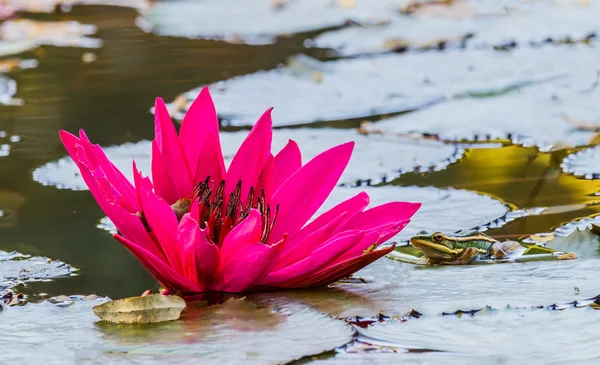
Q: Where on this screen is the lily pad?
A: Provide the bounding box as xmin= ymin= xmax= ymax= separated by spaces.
xmin=561 ymin=145 xmax=600 ymax=179
xmin=362 ymin=47 xmax=600 ymax=150
xmin=0 ymin=74 xmax=19 ymax=106
xmin=93 ymin=294 xmax=186 ymax=324
xmin=313 ymin=0 xmax=600 ymax=56
xmin=33 ymin=128 xmax=464 ymax=190
xmin=0 ymin=250 xmax=75 ymax=291
xmin=8 ymin=0 xmax=150 ymax=13
xmin=348 ymin=307 xmax=600 ymax=362
xmin=137 ymin=0 xmax=399 ymax=45
xmin=168 ymin=46 xmax=583 ymax=127
xmin=0 ymin=297 xmax=354 ymax=364
xmin=0 ymin=19 xmax=102 ymax=49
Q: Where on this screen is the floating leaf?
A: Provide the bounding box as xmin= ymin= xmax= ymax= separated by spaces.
xmin=138 ymin=0 xmax=397 ymax=45
xmin=561 ymin=145 xmax=600 ymax=179
xmin=0 ymin=19 xmax=102 ymax=49
xmin=350 ymin=306 xmax=600 ymax=361
xmin=313 ymin=0 xmax=600 ymax=56
xmin=168 ymin=47 xmax=579 ymax=127
xmin=93 ymin=294 xmax=186 ymax=324
xmin=0 ymin=250 xmax=75 ymax=291
xmin=33 ymin=128 xmax=463 ymax=190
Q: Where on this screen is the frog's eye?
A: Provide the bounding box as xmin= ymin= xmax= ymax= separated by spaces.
xmin=433 ymin=233 xmax=444 ymax=243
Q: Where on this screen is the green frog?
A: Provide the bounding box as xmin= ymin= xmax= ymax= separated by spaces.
xmin=410 ymin=231 xmax=522 ymax=265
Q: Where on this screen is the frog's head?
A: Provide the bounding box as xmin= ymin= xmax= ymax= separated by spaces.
xmin=410 ymin=231 xmax=460 ymax=261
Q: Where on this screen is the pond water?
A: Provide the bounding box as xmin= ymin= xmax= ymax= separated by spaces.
xmin=1 ymin=1 xmax=600 ymax=364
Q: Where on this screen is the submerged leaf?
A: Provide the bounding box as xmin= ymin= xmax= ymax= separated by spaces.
xmin=93 ymin=294 xmax=186 ymax=324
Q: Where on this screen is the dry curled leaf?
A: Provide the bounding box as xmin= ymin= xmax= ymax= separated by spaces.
xmin=93 ymin=294 xmax=186 ymax=324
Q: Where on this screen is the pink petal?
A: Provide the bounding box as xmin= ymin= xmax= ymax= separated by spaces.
xmin=179 ymin=87 xmax=223 ymax=180
xmin=224 ymin=108 xmax=272 ymax=204
xmin=269 ymin=142 xmax=354 ymax=243
xmin=336 ymin=220 xmax=409 ymax=262
xmin=290 ymin=245 xmax=395 ymax=289
xmin=114 ymin=234 xmax=202 ymax=293
xmin=274 ymin=211 xmax=349 ymax=270
xmin=342 ymin=202 xmax=420 ymax=231
xmin=273 ymin=139 xmax=302 ymax=192
xmin=135 ymin=171 xmax=183 ymax=272
xmin=153 ymin=98 xmax=194 ymax=198
xmin=216 ymin=240 xmax=283 ymax=292
xmin=219 ymin=209 xmax=262 ymax=261
xmin=254 ymin=153 xmax=274 ymax=204
xmin=287 ymin=191 xmax=369 ymax=248
xmin=178 ymin=213 xmax=220 ymax=289
xmin=260 ymin=231 xmax=364 ymax=287
xmin=151 ymin=140 xmax=179 ymax=204
xmin=194 ymin=131 xmax=225 ymax=187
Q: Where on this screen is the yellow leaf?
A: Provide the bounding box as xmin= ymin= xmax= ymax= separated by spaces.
xmin=93 ymin=294 xmax=186 ymax=324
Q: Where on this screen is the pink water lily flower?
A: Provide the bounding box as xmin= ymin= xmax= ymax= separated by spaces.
xmin=60 ymin=87 xmax=420 ymax=295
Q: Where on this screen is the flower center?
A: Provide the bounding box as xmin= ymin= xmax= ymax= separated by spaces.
xmin=177 ymin=177 xmax=279 ymax=246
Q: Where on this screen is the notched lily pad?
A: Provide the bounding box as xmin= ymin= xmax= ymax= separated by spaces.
xmin=313 ymin=0 xmax=600 ymax=56
xmin=0 ymin=250 xmax=75 ymax=290
xmin=93 ymin=294 xmax=186 ymax=324
xmin=561 ymin=145 xmax=600 ymax=179
xmin=168 ymin=47 xmax=579 ymax=127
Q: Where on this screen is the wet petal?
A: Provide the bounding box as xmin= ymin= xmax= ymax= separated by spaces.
xmin=269 ymin=142 xmax=354 ymax=243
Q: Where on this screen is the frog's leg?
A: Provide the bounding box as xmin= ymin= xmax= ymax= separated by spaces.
xmin=443 ymin=247 xmax=480 ymax=265
xmin=489 ymin=241 xmax=521 ymax=260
